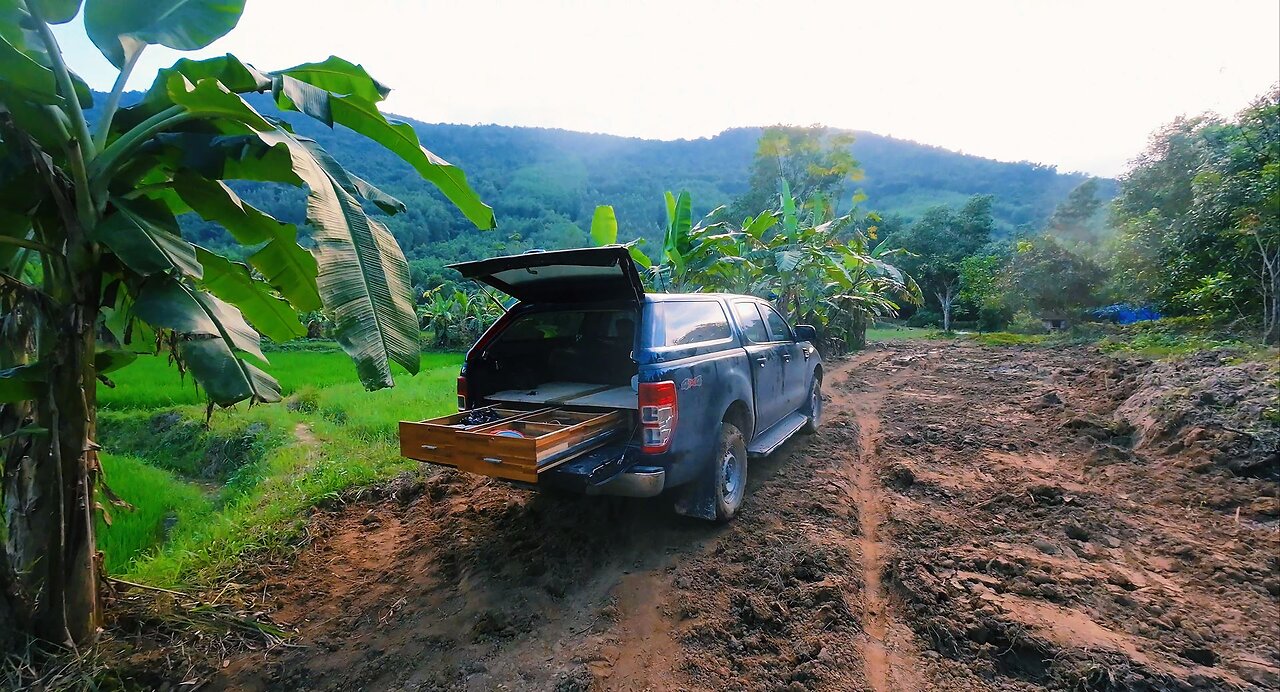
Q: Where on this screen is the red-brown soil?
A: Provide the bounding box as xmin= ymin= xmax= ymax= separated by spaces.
xmin=115 ymin=341 xmax=1280 ymax=690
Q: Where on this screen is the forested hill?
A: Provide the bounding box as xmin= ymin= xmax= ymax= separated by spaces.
xmin=106 ymin=92 xmax=1112 ymax=273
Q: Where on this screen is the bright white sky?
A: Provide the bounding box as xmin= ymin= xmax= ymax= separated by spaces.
xmin=53 ymin=0 xmax=1280 ymax=177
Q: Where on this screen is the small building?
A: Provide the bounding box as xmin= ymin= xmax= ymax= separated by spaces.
xmin=1040 ymin=316 xmax=1069 ymax=332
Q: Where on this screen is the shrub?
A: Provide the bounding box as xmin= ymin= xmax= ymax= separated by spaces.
xmin=1006 ymin=311 xmax=1046 ymax=334
xmin=905 ymin=310 xmax=942 ymax=328
xmin=977 ymin=304 xmax=1014 ymax=332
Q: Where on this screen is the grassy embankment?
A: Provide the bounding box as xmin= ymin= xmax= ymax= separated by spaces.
xmin=96 ymin=343 xmax=462 ymax=586
xmin=867 ymin=315 xmax=1271 ymax=361
xmin=964 ymin=316 xmax=1272 ymax=360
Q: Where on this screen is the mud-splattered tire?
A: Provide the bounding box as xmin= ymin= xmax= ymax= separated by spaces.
xmin=802 ymin=377 xmax=823 ymax=433
xmin=714 ymin=423 xmax=748 ymax=521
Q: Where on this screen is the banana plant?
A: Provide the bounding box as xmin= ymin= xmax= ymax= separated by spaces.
xmin=419 ymin=286 xmax=502 ymax=350
xmin=649 ymin=185 xmax=920 ymax=350
xmin=588 ymin=203 xmax=652 ymax=272
xmin=0 ymin=0 xmax=493 ymax=649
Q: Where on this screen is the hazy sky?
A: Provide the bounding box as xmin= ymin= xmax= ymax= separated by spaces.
xmin=53 ymin=0 xmax=1279 ymax=177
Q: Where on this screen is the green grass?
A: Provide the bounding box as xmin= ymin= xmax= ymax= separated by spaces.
xmin=865 ymin=325 xmax=942 ymax=342
xmin=98 ymin=347 xmax=462 ymax=410
xmin=104 ymin=350 xmax=464 ymax=587
xmin=97 ymin=454 xmax=213 ymax=575
xmin=1097 ymin=327 xmax=1263 ymax=359
xmin=310 ymin=353 xmax=462 ymax=440
xmin=968 ymin=332 xmax=1050 ymax=347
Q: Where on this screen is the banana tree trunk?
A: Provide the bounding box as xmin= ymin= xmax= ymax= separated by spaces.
xmin=848 ymin=311 xmax=867 ymax=352
xmin=1 ymin=279 xmax=101 ymax=651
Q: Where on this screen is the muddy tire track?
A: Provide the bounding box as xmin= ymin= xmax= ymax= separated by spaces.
xmin=834 ymin=359 xmax=926 ymax=692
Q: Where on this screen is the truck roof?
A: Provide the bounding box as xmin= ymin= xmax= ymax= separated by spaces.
xmin=644 ymin=292 xmax=759 ymax=302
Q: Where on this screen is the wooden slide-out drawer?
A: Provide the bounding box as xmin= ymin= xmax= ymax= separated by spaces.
xmin=399 ymin=404 xmax=628 ymax=483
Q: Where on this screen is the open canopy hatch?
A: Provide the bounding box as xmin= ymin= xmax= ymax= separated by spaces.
xmin=448 ymin=246 xmax=645 ymax=304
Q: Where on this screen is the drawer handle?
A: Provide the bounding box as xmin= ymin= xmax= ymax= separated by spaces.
xmin=482 ymin=457 xmax=503 ymax=464
xmin=420 ymin=444 xmax=438 ymax=451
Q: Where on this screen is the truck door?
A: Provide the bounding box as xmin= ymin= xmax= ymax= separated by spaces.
xmin=760 ymin=304 xmax=809 ymax=414
xmin=732 ymin=302 xmax=789 ymax=433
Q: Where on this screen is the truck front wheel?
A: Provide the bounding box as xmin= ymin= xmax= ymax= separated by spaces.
xmin=714 ymin=422 xmax=748 ymax=521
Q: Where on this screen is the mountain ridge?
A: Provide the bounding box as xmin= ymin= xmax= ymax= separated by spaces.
xmin=103 ymin=91 xmax=1113 ymax=273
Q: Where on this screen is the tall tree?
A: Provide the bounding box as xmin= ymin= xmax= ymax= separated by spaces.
xmin=729 ymin=126 xmax=861 ymax=222
xmin=0 ymin=0 xmax=492 ymax=651
xmin=1110 ymin=87 xmax=1279 ymax=343
xmin=1004 ymin=234 xmax=1104 ymax=315
xmin=890 ymin=195 xmax=994 ymax=331
xmin=1189 ymin=88 xmax=1279 ymax=343
xmin=1046 ymin=178 xmax=1105 ymax=249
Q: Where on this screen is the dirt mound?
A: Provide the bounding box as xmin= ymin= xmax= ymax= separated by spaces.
xmin=1112 ymin=351 xmax=1278 ymax=477
xmin=876 ymin=343 xmax=1279 ymax=691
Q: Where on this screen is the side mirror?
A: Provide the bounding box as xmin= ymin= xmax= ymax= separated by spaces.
xmin=794 ymin=324 xmax=817 ymax=343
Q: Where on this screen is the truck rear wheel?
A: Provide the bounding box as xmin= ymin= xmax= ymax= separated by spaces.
xmin=803 ymin=377 xmax=823 ymax=433
xmin=714 ymin=422 xmax=748 ymax=521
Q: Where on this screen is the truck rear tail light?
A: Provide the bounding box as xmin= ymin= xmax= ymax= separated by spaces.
xmin=457 ymin=376 xmax=468 ymax=410
xmin=638 ymin=381 xmax=677 ymax=454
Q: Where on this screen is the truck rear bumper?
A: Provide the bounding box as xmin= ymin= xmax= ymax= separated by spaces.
xmin=585 ymin=466 xmax=665 ymax=498
xmin=538 ymin=443 xmax=668 ymax=498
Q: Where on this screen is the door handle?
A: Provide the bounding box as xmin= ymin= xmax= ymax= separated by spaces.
xmin=802 ymin=346 xmax=812 ymax=359
xmin=755 ymin=356 xmax=767 ymax=368
xmin=782 ymin=353 xmax=791 ymax=362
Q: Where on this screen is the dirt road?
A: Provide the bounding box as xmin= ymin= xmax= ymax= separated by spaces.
xmin=200 ymin=341 xmax=1277 ymax=691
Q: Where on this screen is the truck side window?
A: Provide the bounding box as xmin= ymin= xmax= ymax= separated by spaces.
xmin=733 ymin=302 xmax=769 ymax=343
xmin=657 ymin=301 xmax=732 ymax=346
xmin=762 ymin=305 xmax=794 ymax=342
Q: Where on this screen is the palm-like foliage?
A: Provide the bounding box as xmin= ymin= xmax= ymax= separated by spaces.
xmin=0 ymin=0 xmax=492 ymax=648
xmin=419 ymin=287 xmax=504 ymax=350
xmin=636 ymin=185 xmax=920 ymax=351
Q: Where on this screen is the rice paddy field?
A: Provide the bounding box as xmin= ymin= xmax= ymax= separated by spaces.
xmin=96 ymin=343 xmax=463 ymax=586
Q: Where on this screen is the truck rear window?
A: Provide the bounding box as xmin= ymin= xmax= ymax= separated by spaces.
xmin=649 ymin=301 xmax=732 ymax=346
xmin=499 ymin=312 xmax=585 ymax=341
xmin=496 ymin=309 xmax=633 ymax=342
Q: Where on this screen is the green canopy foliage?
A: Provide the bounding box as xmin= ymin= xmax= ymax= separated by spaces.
xmin=1110 ymin=87 xmax=1279 ymax=342
xmin=623 ymin=182 xmax=920 ymax=353
xmin=729 ymin=126 xmax=861 ymax=222
xmin=886 ymin=195 xmax=995 ymax=330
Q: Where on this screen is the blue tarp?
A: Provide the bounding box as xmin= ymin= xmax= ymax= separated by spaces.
xmin=1092 ymin=304 xmax=1161 ymax=324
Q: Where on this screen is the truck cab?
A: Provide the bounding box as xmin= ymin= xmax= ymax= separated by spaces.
xmin=425 ymin=246 xmax=823 ymax=521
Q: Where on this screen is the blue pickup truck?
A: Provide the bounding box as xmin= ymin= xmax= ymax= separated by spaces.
xmin=437 ymin=246 xmax=823 ymax=521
